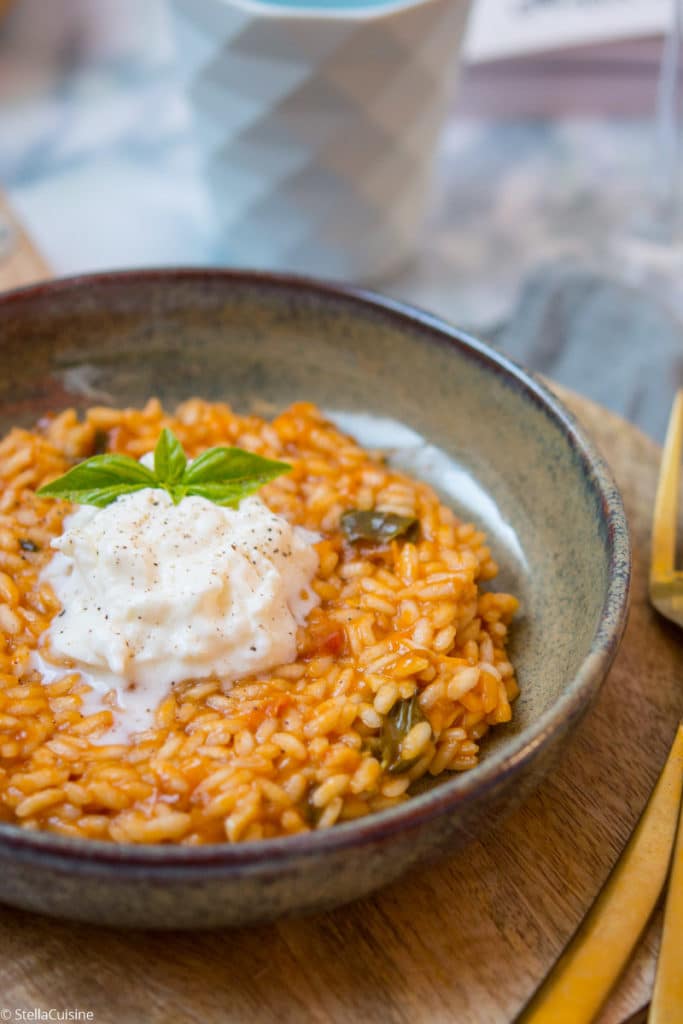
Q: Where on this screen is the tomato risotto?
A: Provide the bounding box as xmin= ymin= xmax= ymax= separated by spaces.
xmin=0 ymin=400 xmax=518 ymax=844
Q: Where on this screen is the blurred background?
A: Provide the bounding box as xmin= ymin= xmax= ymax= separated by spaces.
xmin=0 ymin=0 xmax=682 ymax=439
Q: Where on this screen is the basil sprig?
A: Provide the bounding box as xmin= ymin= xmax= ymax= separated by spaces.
xmin=37 ymin=428 xmax=290 ymax=509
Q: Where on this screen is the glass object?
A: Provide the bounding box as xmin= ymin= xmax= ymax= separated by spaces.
xmin=169 ymin=0 xmax=472 ymax=282
xmin=615 ymin=0 xmax=683 ymax=308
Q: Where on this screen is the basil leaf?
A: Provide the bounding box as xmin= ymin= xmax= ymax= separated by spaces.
xmin=183 ymin=447 xmax=290 ymax=487
xmin=37 ymin=430 xmax=291 ymax=509
xmin=57 ymin=482 xmax=153 ymax=508
xmin=380 ymin=694 xmax=431 ymax=775
xmin=154 ymin=427 xmax=187 ymax=484
xmin=182 ymin=480 xmax=273 ymax=507
xmin=38 ymin=455 xmax=156 ymax=504
xmin=298 ymin=784 xmax=324 ymax=826
xmin=341 ymin=509 xmax=418 ymax=545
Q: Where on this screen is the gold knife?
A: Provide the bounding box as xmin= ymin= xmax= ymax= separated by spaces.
xmin=649 ymin=776 xmax=683 ymax=1022
xmin=516 ymin=724 xmax=683 ymax=1024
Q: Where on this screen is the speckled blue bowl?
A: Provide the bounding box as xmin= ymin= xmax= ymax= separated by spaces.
xmin=0 ymin=269 xmax=630 ymax=928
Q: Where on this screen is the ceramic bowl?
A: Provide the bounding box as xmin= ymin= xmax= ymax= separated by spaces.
xmin=0 ymin=269 xmax=630 ymax=928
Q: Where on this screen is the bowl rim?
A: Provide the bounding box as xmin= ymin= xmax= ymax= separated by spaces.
xmin=0 ymin=266 xmax=631 ymax=870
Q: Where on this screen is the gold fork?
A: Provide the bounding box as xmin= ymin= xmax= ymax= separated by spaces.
xmin=517 ymin=393 xmax=683 ymax=1024
xmin=647 ymin=391 xmax=683 ymax=1023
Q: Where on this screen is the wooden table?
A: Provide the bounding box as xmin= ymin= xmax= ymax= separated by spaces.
xmin=1 ymin=200 xmax=681 ymax=1024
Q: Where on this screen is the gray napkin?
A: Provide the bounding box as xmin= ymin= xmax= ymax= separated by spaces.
xmin=492 ymin=261 xmax=683 ymax=443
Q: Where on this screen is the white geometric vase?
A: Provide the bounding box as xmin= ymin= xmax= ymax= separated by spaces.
xmin=170 ymin=0 xmax=471 ymax=281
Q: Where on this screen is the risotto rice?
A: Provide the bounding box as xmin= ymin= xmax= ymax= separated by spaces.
xmin=0 ymin=399 xmax=519 ymax=844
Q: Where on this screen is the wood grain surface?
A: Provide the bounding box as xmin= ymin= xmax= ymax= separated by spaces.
xmin=0 ymin=201 xmax=681 ymax=1024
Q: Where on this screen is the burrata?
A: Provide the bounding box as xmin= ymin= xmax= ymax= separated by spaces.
xmin=40 ymin=490 xmax=319 ymax=737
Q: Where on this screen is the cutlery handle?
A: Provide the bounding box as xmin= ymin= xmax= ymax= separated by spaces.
xmin=517 ymin=724 xmax=683 ymax=1024
xmin=649 ymin=776 xmax=683 ymax=1023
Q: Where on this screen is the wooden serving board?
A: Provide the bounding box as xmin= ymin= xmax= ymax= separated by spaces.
xmin=1 ymin=200 xmax=682 ymax=1024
